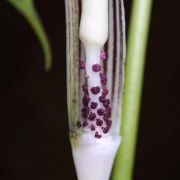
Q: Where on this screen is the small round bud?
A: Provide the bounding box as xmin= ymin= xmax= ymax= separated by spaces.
xmin=92 ymin=64 xmax=101 ymax=72
xmin=90 ymin=102 xmax=98 ymax=109
xmin=96 ymin=119 xmax=103 ymax=126
xmin=81 ymin=107 xmax=90 ymax=118
xmin=95 ymin=131 xmax=102 ymax=139
xmin=88 ymin=112 xmax=96 ymax=121
xmin=99 ymin=95 xmax=105 ymax=103
xmin=102 ymin=89 xmax=108 ymax=96
xmin=97 ymin=108 xmax=104 ymax=116
xmin=103 ymin=99 xmax=110 ymax=108
xmin=91 ymin=86 xmax=100 ymax=95
xmin=100 ymin=73 xmax=107 ymax=85
xmin=103 ymin=127 xmax=109 ymax=134
xmin=106 ymin=120 xmax=112 ymax=129
xmin=90 ymin=124 xmax=96 ymax=131
xmin=82 ymin=95 xmax=90 ymax=107
xmin=82 ymin=84 xmax=88 ymax=94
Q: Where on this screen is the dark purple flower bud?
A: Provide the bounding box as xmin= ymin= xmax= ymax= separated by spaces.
xmin=79 ymin=60 xmax=85 ymax=69
xmin=95 ymin=131 xmax=102 ymax=138
xmin=97 ymin=108 xmax=104 ymax=116
xmin=105 ymin=107 xmax=112 ymax=118
xmin=92 ymin=64 xmax=101 ymax=72
xmin=82 ymin=95 xmax=90 ymax=107
xmin=88 ymin=112 xmax=96 ymax=121
xmin=82 ymin=84 xmax=88 ymax=94
xmin=83 ymin=121 xmax=88 ymax=127
xmin=100 ymin=73 xmax=107 ymax=85
xmin=82 ymin=107 xmax=90 ymax=113
xmin=103 ymin=127 xmax=109 ymax=134
xmin=96 ymin=119 xmax=103 ymax=126
xmin=99 ymin=95 xmax=105 ymax=103
xmin=76 ymin=121 xmax=81 ymax=128
xmin=100 ymin=50 xmax=107 ymax=60
xmin=106 ymin=107 xmax=112 ymax=113
xmin=103 ymin=99 xmax=110 ymax=108
xmin=81 ymin=107 xmax=90 ymax=118
xmin=98 ymin=134 xmax=102 ymax=138
xmin=91 ymin=86 xmax=100 ymax=95
xmin=106 ymin=120 xmax=112 ymax=129
xmin=90 ymin=124 xmax=96 ymax=131
xmin=90 ymin=101 xmax=98 ymax=109
xmin=102 ymin=89 xmax=108 ymax=96
xmin=103 ymin=114 xmax=109 ymax=122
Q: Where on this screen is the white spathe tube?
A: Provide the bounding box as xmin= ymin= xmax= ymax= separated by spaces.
xmin=72 ymin=1 xmax=121 ymax=180
xmin=71 ymin=132 xmax=120 ymax=180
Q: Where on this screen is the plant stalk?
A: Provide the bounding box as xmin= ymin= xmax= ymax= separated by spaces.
xmin=111 ymin=0 xmax=153 ymax=180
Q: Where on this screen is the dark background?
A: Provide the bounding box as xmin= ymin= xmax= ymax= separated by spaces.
xmin=0 ymin=0 xmax=179 ymax=179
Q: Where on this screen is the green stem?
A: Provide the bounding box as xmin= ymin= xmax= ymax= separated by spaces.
xmin=111 ymin=0 xmax=153 ymax=180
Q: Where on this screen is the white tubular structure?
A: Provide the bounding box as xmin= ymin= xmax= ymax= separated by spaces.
xmin=71 ymin=1 xmax=121 ymax=180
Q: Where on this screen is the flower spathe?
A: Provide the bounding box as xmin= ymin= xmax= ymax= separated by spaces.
xmin=65 ymin=0 xmax=126 ymax=179
xmin=66 ymin=0 xmax=126 ymax=140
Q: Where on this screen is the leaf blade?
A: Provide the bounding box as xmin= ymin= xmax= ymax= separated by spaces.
xmin=8 ymin=0 xmax=52 ymax=71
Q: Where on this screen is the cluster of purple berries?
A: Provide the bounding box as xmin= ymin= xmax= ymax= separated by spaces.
xmin=77 ymin=51 xmax=112 ymax=138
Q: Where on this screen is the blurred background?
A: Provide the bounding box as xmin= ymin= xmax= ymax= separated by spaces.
xmin=0 ymin=0 xmax=179 ymax=179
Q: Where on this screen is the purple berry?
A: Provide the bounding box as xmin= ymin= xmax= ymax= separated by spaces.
xmin=106 ymin=107 xmax=111 ymax=113
xmin=81 ymin=107 xmax=90 ymax=118
xmin=82 ymin=84 xmax=88 ymax=94
xmin=106 ymin=120 xmax=112 ymax=128
xmin=79 ymin=60 xmax=85 ymax=69
xmin=82 ymin=95 xmax=90 ymax=107
xmin=91 ymin=86 xmax=100 ymax=95
xmin=82 ymin=107 xmax=90 ymax=113
xmin=97 ymin=108 xmax=104 ymax=116
xmin=102 ymin=89 xmax=108 ymax=96
xmin=88 ymin=112 xmax=96 ymax=121
xmin=103 ymin=99 xmax=110 ymax=108
xmin=92 ymin=64 xmax=101 ymax=72
xmin=99 ymin=95 xmax=105 ymax=103
xmin=96 ymin=119 xmax=103 ymax=126
xmin=90 ymin=102 xmax=98 ymax=109
xmin=98 ymin=134 xmax=102 ymax=138
xmin=103 ymin=114 xmax=109 ymax=122
xmin=105 ymin=107 xmax=111 ymax=118
xmin=95 ymin=131 xmax=102 ymax=138
xmin=100 ymin=73 xmax=107 ymax=85
xmin=95 ymin=131 xmax=99 ymax=138
xmin=103 ymin=127 xmax=109 ymax=134
xmin=90 ymin=124 xmax=96 ymax=131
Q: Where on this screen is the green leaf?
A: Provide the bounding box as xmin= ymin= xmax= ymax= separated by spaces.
xmin=8 ymin=0 xmax=52 ymax=71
